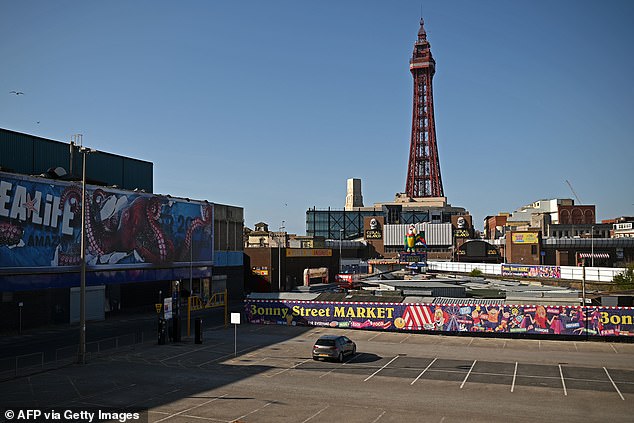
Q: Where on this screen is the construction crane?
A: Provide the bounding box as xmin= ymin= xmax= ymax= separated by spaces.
xmin=565 ymin=180 xmax=582 ymax=204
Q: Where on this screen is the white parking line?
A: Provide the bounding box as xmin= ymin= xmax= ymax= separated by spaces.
xmin=153 ymin=393 xmax=227 ymax=423
xmin=368 ymin=333 xmax=381 ymax=341
xmin=460 ymin=360 xmax=477 ymax=389
xmin=411 ymin=357 xmax=437 ymax=385
xmin=609 ymin=344 xmax=618 ymax=354
xmin=159 ymin=343 xmax=222 ymax=362
xmin=511 ymin=362 xmax=518 ymax=393
xmin=196 ymin=345 xmax=260 ymax=367
xmin=302 ymin=405 xmax=329 ymax=423
xmin=233 ymin=401 xmax=273 ymax=421
xmin=364 ymin=355 xmax=400 ymax=382
xmin=559 ymin=364 xmax=568 ymax=396
xmin=371 ymin=410 xmax=386 ymax=423
xmin=399 ymin=334 xmax=411 ymax=344
xmin=604 ymin=367 xmax=625 ymax=401
xmin=267 ymin=358 xmax=312 ymax=377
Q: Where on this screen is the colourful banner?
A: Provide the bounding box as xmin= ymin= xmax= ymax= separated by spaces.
xmin=0 ymin=172 xmax=213 ymax=272
xmin=502 ymin=264 xmax=561 ymax=279
xmin=511 ymin=232 xmax=539 ymax=244
xmin=245 ymin=300 xmax=634 ymax=337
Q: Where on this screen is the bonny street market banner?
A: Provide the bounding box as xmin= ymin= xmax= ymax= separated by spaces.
xmin=245 ymin=300 xmax=634 ymax=337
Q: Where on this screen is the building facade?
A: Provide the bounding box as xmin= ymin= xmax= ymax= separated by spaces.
xmin=1 ymin=129 xmax=244 ymax=330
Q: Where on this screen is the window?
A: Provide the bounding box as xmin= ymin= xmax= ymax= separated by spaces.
xmin=531 ymin=245 xmax=537 ymax=255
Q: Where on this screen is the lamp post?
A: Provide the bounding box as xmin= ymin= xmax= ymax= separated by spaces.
xmin=591 ymin=225 xmax=595 ymax=267
xmin=78 ymin=147 xmax=94 ymax=365
xmin=278 ymin=221 xmax=285 ymax=292
xmin=339 ymin=229 xmax=344 ymax=273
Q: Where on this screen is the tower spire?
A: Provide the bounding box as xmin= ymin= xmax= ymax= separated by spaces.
xmin=405 ymin=17 xmax=444 ymax=198
xmin=417 ymin=18 xmax=427 ymax=41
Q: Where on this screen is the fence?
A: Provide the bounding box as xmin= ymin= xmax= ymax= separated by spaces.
xmin=0 ymin=332 xmax=149 ymax=381
xmin=428 ymin=261 xmax=624 ymax=282
xmin=245 ymin=299 xmax=634 ymax=338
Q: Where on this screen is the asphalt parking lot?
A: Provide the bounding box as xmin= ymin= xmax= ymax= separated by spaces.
xmin=2 ymin=323 xmax=634 ymax=422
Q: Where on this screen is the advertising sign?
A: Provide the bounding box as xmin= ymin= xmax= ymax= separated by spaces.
xmin=365 ymin=229 xmax=382 ymax=239
xmin=502 ymin=264 xmax=561 ymax=279
xmin=0 ymin=172 xmax=214 ymax=272
xmin=453 ymin=229 xmax=470 ymax=238
xmin=245 ymin=300 xmax=634 ymax=337
xmin=163 ymin=298 xmax=173 ymax=319
xmin=286 ymin=248 xmax=332 ymax=257
xmin=511 ymin=232 xmax=539 ymax=244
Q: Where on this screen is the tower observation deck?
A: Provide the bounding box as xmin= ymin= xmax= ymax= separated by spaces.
xmin=405 ymin=18 xmax=444 ymax=198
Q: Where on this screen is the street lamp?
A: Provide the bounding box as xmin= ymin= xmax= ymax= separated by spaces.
xmin=278 ymin=221 xmax=285 ymax=292
xmin=78 ymin=146 xmax=95 ymax=365
xmin=339 ymin=229 xmax=344 ymax=273
xmin=591 ymin=225 xmax=595 ymax=267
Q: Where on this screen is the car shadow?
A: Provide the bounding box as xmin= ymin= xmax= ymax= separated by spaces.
xmin=346 ymin=352 xmax=382 ymax=364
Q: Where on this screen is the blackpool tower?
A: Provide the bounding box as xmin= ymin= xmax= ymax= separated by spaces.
xmin=405 ymin=18 xmax=444 ymax=198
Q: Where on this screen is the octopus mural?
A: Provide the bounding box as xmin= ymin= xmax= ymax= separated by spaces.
xmin=56 ymin=185 xmax=212 ymax=265
xmin=0 ymin=221 xmax=23 ymax=247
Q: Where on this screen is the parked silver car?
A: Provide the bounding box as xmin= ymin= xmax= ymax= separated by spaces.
xmin=312 ymin=335 xmax=356 ymax=362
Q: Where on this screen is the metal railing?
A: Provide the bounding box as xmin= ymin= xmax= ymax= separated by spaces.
xmin=0 ymin=331 xmax=150 ymax=381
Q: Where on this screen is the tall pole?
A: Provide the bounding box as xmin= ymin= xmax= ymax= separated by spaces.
xmin=78 ymin=149 xmax=87 ymax=365
xmin=591 ymin=225 xmax=595 ymax=267
xmin=339 ymin=229 xmax=343 ymax=273
xmin=581 ymin=261 xmax=586 ymax=306
xmin=278 ymin=221 xmax=285 ymax=292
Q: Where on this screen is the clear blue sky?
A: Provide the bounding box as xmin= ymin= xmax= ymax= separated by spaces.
xmin=2 ymin=1 xmax=633 ymax=234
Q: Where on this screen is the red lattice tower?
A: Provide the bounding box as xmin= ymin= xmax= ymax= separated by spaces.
xmin=405 ymin=18 xmax=444 ymax=198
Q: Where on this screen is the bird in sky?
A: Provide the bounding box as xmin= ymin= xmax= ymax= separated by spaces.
xmin=10 ymin=91 xmax=24 ymax=95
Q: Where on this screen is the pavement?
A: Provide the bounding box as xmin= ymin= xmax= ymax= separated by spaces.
xmin=0 ymin=302 xmax=241 ymax=365
xmin=1 ymin=320 xmax=634 ymax=422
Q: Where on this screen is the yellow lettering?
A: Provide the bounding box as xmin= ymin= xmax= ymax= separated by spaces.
xmin=346 ymin=308 xmax=356 ymax=318
xmin=310 ymin=308 xmax=319 ymax=317
xmin=318 ymin=309 xmax=326 ymax=317
xmin=366 ymin=308 xmax=376 ymax=318
xmin=357 ymin=308 xmax=366 ymax=318
xmin=292 ymin=305 xmax=301 ymax=316
xmin=610 ymin=315 xmax=621 ymax=325
xmin=334 ymin=307 xmax=345 ymax=317
xmin=600 ymin=311 xmax=610 ymax=324
xmin=622 ymin=315 xmax=633 ymax=325
xmin=375 ymin=308 xmax=384 ymax=318
xmin=386 ymin=308 xmax=394 ymax=319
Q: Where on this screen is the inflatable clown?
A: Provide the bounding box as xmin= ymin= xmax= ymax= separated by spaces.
xmin=404 ymin=225 xmax=426 ymax=252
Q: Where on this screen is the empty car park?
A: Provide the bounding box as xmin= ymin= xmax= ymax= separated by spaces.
xmin=2 ymin=323 xmax=634 ymax=422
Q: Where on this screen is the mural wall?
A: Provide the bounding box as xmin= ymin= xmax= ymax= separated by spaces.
xmin=245 ymin=300 xmax=634 ymax=337
xmin=0 ymin=172 xmax=213 ymax=286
